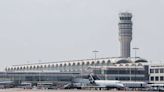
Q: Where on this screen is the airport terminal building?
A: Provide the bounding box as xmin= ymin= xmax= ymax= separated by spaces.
xmin=1 ymin=57 xmax=150 ymax=84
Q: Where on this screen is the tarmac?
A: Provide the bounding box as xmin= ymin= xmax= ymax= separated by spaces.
xmin=0 ymin=88 xmax=154 ymax=92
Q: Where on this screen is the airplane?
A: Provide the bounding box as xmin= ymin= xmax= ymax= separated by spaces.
xmin=0 ymin=81 xmax=14 ymax=88
xmin=0 ymin=81 xmax=14 ymax=84
xmin=88 ymin=73 xmax=125 ymax=90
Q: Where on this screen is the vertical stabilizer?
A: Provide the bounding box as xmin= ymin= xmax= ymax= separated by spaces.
xmin=88 ymin=73 xmax=95 ymax=84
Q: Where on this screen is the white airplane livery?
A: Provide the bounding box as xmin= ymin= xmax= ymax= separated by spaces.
xmin=89 ymin=74 xmax=124 ymax=89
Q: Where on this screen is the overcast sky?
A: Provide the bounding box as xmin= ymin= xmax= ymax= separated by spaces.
xmin=0 ymin=0 xmax=164 ymax=70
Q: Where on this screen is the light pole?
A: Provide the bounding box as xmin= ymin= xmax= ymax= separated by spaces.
xmin=133 ymin=47 xmax=139 ymax=81
xmin=92 ymin=50 xmax=100 ymax=79
xmin=92 ymin=50 xmax=99 ymax=61
xmin=38 ymin=60 xmax=42 ymax=84
xmin=133 ymin=48 xmax=139 ymax=59
xmin=92 ymin=50 xmax=99 ymax=67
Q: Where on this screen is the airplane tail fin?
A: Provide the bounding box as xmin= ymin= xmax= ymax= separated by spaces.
xmin=88 ymin=73 xmax=95 ymax=84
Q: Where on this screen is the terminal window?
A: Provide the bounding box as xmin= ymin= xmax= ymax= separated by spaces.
xmin=155 ymin=76 xmax=159 ymax=81
xmin=151 ymin=76 xmax=154 ymax=81
xmin=150 ymin=69 xmax=154 ymax=73
xmin=160 ymin=69 xmax=164 ymax=73
xmin=160 ymin=76 xmax=164 ymax=81
xmin=155 ymin=69 xmax=159 ymax=73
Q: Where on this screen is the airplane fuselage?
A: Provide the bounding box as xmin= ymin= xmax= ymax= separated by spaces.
xmin=94 ymin=80 xmax=124 ymax=88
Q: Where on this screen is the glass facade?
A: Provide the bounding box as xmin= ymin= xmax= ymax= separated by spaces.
xmin=93 ymin=67 xmax=147 ymax=81
xmin=0 ymin=72 xmax=80 ymax=85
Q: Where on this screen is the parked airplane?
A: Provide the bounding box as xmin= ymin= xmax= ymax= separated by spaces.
xmin=0 ymin=81 xmax=14 ymax=88
xmin=89 ymin=74 xmax=124 ymax=89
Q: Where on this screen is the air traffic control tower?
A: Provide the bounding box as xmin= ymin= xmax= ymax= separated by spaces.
xmin=119 ymin=12 xmax=132 ymax=58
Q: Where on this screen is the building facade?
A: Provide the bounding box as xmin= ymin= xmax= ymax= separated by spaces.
xmin=3 ymin=57 xmax=150 ymax=83
xmin=5 ymin=57 xmax=147 ymax=73
xmin=149 ymin=65 xmax=164 ymax=84
xmin=90 ymin=63 xmax=149 ymax=82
